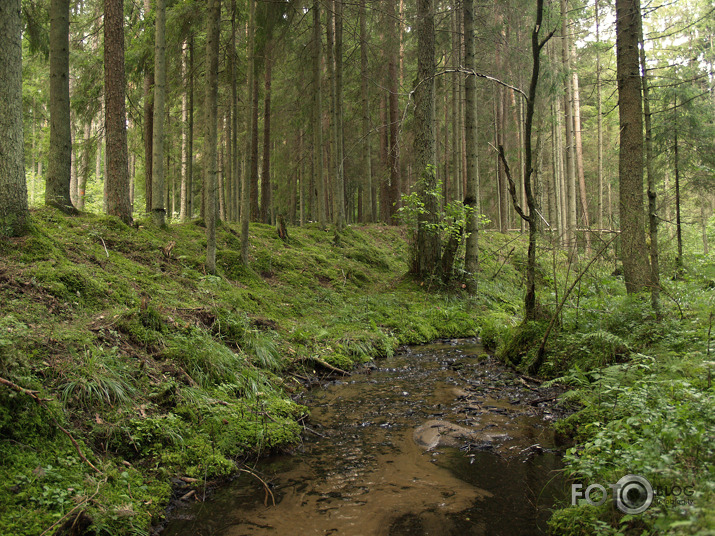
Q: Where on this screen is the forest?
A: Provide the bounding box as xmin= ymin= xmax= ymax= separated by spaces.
xmin=0 ymin=0 xmax=714 ymax=533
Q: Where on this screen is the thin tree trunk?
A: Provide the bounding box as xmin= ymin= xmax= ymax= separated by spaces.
xmin=261 ymin=38 xmax=273 ymax=224
xmin=250 ymin=69 xmax=260 ymax=222
xmin=560 ymin=0 xmax=577 ymax=252
xmin=572 ymin=68 xmax=590 ymax=252
xmin=230 ymin=0 xmax=238 ymax=222
xmin=143 ymin=0 xmax=153 ymax=215
xmin=387 ymin=0 xmax=401 ymax=225
xmin=334 ymin=0 xmax=346 ymax=230
xmin=312 ymin=0 xmax=326 ymax=227
xmin=180 ymin=39 xmax=189 ymax=222
xmin=674 ymin=97 xmax=683 ymax=271
xmin=78 ymin=120 xmax=91 ymax=211
xmin=242 ymin=0 xmax=256 ymax=263
xmin=104 ymin=0 xmax=132 ymax=225
xmin=360 ymin=0 xmax=373 ymax=223
xmin=151 ymin=0 xmax=167 ymax=226
xmin=188 ymin=35 xmax=195 ymax=219
xmin=596 ymin=0 xmax=604 ymax=237
xmin=205 ymin=0 xmax=221 ymax=274
xmin=638 ymin=18 xmax=660 ymax=312
xmin=464 ymin=0 xmax=478 ymax=291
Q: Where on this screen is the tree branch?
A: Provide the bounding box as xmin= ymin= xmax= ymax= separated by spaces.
xmin=497 ymin=145 xmax=530 ymax=223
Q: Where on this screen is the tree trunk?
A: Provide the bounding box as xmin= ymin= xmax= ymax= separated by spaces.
xmin=242 ymin=0 xmax=256 ymax=264
xmin=230 ymin=0 xmax=238 ymax=222
xmin=261 ymin=38 xmax=273 ymax=224
xmin=151 ymin=0 xmax=167 ymax=226
xmin=143 ymin=0 xmax=153 ymax=215
xmin=616 ymin=0 xmax=651 ymax=292
xmin=78 ymin=120 xmax=91 ymax=211
xmin=47 ymin=0 xmax=75 ymax=212
xmin=674 ymin=98 xmax=683 ymax=271
xmin=596 ymin=0 xmax=604 ymax=237
xmin=312 ymin=0 xmax=326 ymax=227
xmin=572 ymin=68 xmax=591 ymax=252
xmin=560 ymin=0 xmax=577 ymax=251
xmin=104 ymin=0 xmax=132 ymax=225
xmin=414 ymin=0 xmax=440 ymax=277
xmin=188 ymin=35 xmax=195 ymax=220
xmin=0 ymin=0 xmax=29 ymax=236
xmin=638 ymin=19 xmax=660 ymax=312
xmin=205 ymin=0 xmax=221 ymax=274
xmin=334 ymin=0 xmax=346 ymax=231
xmin=359 ymin=0 xmax=373 ymax=223
xmin=386 ymin=0 xmax=401 ymax=225
xmin=250 ymin=69 xmax=260 ymax=222
xmin=463 ymin=0 xmax=478 ymax=291
xmin=180 ymin=39 xmax=190 ymax=222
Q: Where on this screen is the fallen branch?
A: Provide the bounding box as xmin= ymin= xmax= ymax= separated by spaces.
xmin=0 ymin=376 xmax=103 ymax=475
xmin=40 ymin=478 xmax=104 ymax=536
xmin=238 ymin=468 xmax=275 ymax=507
xmin=303 ymin=356 xmax=348 ymax=376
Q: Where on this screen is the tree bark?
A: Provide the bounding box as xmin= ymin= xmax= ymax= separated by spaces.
xmin=180 ymin=39 xmax=190 ymax=222
xmin=205 ymin=0 xmax=221 ymax=274
xmin=560 ymin=0 xmax=577 ymax=251
xmin=386 ymin=0 xmax=401 ymax=225
xmin=104 ymin=0 xmax=132 ymax=225
xmin=359 ymin=0 xmax=373 ymax=223
xmin=151 ymin=0 xmax=167 ymax=227
xmin=616 ymin=0 xmax=651 ymax=292
xmin=464 ymin=0 xmax=479 ymax=291
xmin=242 ymin=0 xmax=256 ymax=263
xmin=334 ymin=0 xmax=346 ymax=231
xmin=47 ymin=0 xmax=75 ymax=212
xmin=312 ymin=0 xmax=326 ymax=227
xmin=0 ymin=0 xmax=29 ymax=236
xmin=414 ymin=0 xmax=440 ymax=277
xmin=143 ymin=0 xmax=153 ymax=215
xmin=261 ymin=38 xmax=274 ymax=224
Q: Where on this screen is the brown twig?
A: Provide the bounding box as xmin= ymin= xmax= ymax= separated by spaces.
xmin=238 ymin=468 xmax=276 ymax=507
xmin=0 ymin=376 xmax=103 ymax=475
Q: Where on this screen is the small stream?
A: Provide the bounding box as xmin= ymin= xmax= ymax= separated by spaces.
xmin=163 ymin=339 xmax=566 ymax=536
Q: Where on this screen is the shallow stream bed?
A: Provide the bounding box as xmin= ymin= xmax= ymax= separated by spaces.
xmin=162 ymin=339 xmax=566 ymax=535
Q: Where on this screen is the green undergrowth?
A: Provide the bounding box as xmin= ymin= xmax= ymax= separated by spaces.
xmin=475 ymin=231 xmax=715 ymax=535
xmin=0 ymin=208 xmax=511 ymax=535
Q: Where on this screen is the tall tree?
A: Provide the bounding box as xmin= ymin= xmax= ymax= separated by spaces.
xmin=151 ymin=0 xmax=167 ymax=227
xmin=616 ymin=0 xmax=651 ymax=292
xmin=104 ymin=0 xmax=132 ymax=225
xmin=386 ymin=0 xmax=401 ymax=224
xmin=46 ymin=0 xmax=75 ymax=212
xmin=463 ymin=0 xmax=478 ymax=290
xmin=359 ymin=0 xmax=373 ymax=222
xmin=241 ymin=0 xmax=256 ymax=264
xmin=143 ymin=0 xmax=154 ymax=215
xmin=205 ymin=0 xmax=221 ymax=274
xmin=312 ymin=0 xmax=326 ymax=227
xmin=0 ymin=0 xmax=29 ymax=237
xmin=413 ymin=0 xmax=440 ymax=276
xmin=334 ymin=0 xmax=346 ymax=230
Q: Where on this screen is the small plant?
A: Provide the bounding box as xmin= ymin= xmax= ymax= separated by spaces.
xmin=59 ymin=346 xmax=136 ymax=409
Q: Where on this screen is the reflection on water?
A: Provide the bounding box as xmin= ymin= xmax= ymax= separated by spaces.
xmin=162 ymin=340 xmax=565 ymax=536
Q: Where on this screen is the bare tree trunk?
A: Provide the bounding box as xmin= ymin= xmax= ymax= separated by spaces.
xmin=0 ymin=0 xmax=29 ymax=236
xmin=464 ymin=0 xmax=478 ymax=291
xmin=596 ymin=0 xmax=603 ymax=237
xmin=143 ymin=0 xmax=153 ymax=215
xmin=616 ymin=0 xmax=651 ymax=292
xmin=104 ymin=0 xmax=132 ymax=225
xmin=151 ymin=0 xmax=167 ymax=226
xmin=180 ymin=39 xmax=189 ymax=222
xmin=560 ymin=0 xmax=577 ymax=252
xmin=47 ymin=0 xmax=75 ymax=212
xmin=312 ymin=0 xmax=326 ymax=227
xmin=205 ymin=0 xmax=221 ymax=274
xmin=334 ymin=0 xmax=346 ymax=230
xmin=360 ymin=0 xmax=373 ymax=223
xmin=572 ymin=69 xmax=591 ymax=252
xmin=414 ymin=0 xmax=440 ymax=276
xmin=261 ymin=38 xmax=274 ymax=224
xmin=78 ymin=120 xmax=91 ymax=211
xmin=386 ymin=0 xmax=401 ymax=225
xmin=674 ymin=97 xmax=683 ymax=271
xmin=242 ymin=0 xmax=256 ymax=263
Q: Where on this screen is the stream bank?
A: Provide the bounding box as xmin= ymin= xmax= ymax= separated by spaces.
xmin=162 ymin=339 xmax=569 ymax=536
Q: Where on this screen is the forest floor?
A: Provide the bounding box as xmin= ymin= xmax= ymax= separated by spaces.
xmin=1 ymin=208 xmax=713 ymax=535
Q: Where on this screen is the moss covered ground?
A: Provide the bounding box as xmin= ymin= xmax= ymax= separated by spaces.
xmin=0 ymin=209 xmax=529 ymax=535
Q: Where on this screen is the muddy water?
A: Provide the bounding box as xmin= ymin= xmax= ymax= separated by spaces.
xmin=163 ymin=339 xmax=565 ymax=536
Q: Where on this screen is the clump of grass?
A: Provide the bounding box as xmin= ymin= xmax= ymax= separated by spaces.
xmin=59 ymin=346 xmax=136 ymax=409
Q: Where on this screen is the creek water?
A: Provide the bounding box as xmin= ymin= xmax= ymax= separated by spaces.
xmin=162 ymin=339 xmax=565 ymax=536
